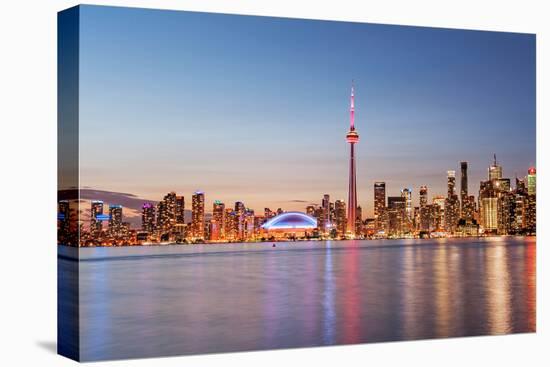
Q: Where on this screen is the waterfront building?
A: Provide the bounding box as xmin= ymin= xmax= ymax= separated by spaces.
xmin=175 ymin=195 xmax=185 ymax=225
xmin=141 ymin=202 xmax=155 ymax=234
xmin=419 ymin=186 xmax=430 ymax=232
xmin=224 ymin=208 xmax=236 ymax=241
xmin=245 ymin=209 xmax=256 ymax=240
xmin=211 ymin=200 xmax=225 ymax=241
xmin=355 ymin=205 xmax=363 ymax=236
xmin=90 ymin=200 xmax=104 ymax=237
xmin=387 ymin=196 xmax=406 ymax=236
xmin=374 ymin=182 xmax=386 ymax=230
xmin=445 ymin=171 xmax=460 ymax=233
xmin=334 ymin=199 xmax=347 ymax=236
xmin=401 ymin=188 xmax=413 ymax=221
xmin=191 ymin=191 xmax=205 ymax=239
xmin=321 ymin=194 xmax=331 ymax=234
xmin=108 ymin=204 xmax=123 ymax=238
xmin=235 ymin=201 xmax=246 ymax=241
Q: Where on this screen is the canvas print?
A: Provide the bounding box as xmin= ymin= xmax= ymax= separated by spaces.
xmin=58 ymin=5 xmax=536 ymax=362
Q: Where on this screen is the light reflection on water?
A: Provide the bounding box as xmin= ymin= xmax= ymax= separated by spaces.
xmin=63 ymin=237 xmax=535 ymax=361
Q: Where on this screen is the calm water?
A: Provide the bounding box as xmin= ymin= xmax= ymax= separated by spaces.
xmin=59 ymin=237 xmax=536 ymax=361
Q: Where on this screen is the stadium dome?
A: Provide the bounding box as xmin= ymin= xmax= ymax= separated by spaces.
xmin=261 ymin=211 xmax=317 ymax=230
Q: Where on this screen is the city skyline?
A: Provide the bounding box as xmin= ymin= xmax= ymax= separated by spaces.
xmin=73 ymin=157 xmax=535 ymax=235
xmin=76 ymin=155 xmax=535 ymax=229
xmin=75 ymin=6 xmax=535 ymax=222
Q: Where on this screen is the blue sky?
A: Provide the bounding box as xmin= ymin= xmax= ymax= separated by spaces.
xmin=77 ymin=5 xmax=536 ymax=218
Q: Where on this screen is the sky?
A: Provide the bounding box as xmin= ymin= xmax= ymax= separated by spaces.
xmin=76 ymin=5 xmax=536 ymax=225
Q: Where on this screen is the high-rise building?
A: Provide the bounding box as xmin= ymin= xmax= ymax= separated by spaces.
xmin=527 ymin=167 xmax=536 ymax=195
xmin=460 ymin=161 xmax=474 ymax=220
xmin=488 ymin=154 xmax=503 ymax=181
xmin=346 ymin=83 xmax=360 ymax=236
xmin=460 ymin=161 xmax=468 ymax=202
xmin=419 ymin=185 xmax=428 ymax=208
xmin=524 ymin=194 xmax=536 ymax=234
xmin=334 ymin=199 xmax=347 ymax=236
xmin=497 ymin=191 xmax=515 ymax=235
xmin=141 ymin=202 xmax=155 ymax=233
xmin=90 ymin=200 xmax=104 ymax=237
xmin=355 ymin=205 xmax=363 ymax=236
xmin=245 ymin=208 xmax=255 ymax=240
xmin=479 ymin=180 xmax=498 ymax=233
xmin=321 ymin=194 xmax=331 ymax=233
xmin=224 ymin=208 xmax=236 ymax=240
xmin=445 ymin=171 xmax=460 ymax=233
xmin=419 ymin=186 xmax=430 ymax=232
xmin=108 ymin=204 xmax=123 ymax=237
xmin=401 ymin=188 xmax=412 ymax=221
xmin=388 ymin=196 xmax=406 ymax=236
xmin=157 ymin=192 xmax=177 ymax=233
xmin=211 ymin=200 xmax=225 ymax=240
xmin=374 ymin=182 xmax=386 ymax=229
xmin=447 ymin=170 xmax=456 ymax=197
xmin=234 ymin=201 xmax=245 ymax=241
xmin=444 ymin=196 xmax=460 ymax=233
xmin=175 ymin=195 xmax=185 ymax=225
xmin=432 ymin=196 xmax=445 ymax=230
xmin=58 ymin=200 xmax=71 ymax=244
xmin=191 ymin=191 xmax=205 ymax=239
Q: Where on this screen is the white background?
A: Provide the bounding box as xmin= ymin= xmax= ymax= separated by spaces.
xmin=0 ymin=0 xmax=548 ymax=365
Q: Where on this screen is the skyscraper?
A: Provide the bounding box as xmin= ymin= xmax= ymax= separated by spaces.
xmin=419 ymin=185 xmax=430 ymax=232
xmin=388 ymin=196 xmax=406 ymax=236
xmin=527 ymin=167 xmax=536 ymax=195
xmin=374 ymin=182 xmax=386 ymax=232
xmin=374 ymin=182 xmax=386 ymax=220
xmin=211 ymin=200 xmax=225 ymax=240
xmin=321 ymin=194 xmax=331 ymax=233
xmin=235 ymin=201 xmax=245 ymax=240
xmin=488 ymin=154 xmax=503 ymax=181
xmin=447 ymin=170 xmax=456 ymax=197
xmin=419 ymin=186 xmax=428 ymax=208
xmin=191 ymin=191 xmax=205 ymax=239
xmin=401 ymin=188 xmax=412 ymax=220
xmin=355 ymin=205 xmax=363 ymax=236
xmin=346 ymin=83 xmax=359 ymax=236
xmin=175 ymin=195 xmax=185 ymax=225
xmin=90 ymin=200 xmax=104 ymax=237
xmin=445 ymin=171 xmax=460 ymax=233
xmin=108 ymin=204 xmax=123 ymax=237
xmin=460 ymin=162 xmax=470 ymax=218
xmin=334 ymin=199 xmax=347 ymax=236
xmin=141 ymin=202 xmax=155 ymax=233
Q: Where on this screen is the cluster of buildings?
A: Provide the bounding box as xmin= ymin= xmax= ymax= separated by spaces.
xmin=364 ymin=159 xmax=536 ymax=239
xmin=57 ymin=158 xmax=536 ymax=247
xmin=60 ymin=191 xmax=313 ymax=246
xmin=57 ymin=84 xmax=536 ymax=246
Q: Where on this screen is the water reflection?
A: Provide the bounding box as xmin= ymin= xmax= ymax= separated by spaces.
xmin=73 ymin=237 xmax=536 ymax=361
xmin=322 ymin=242 xmax=335 ymax=344
xmin=486 ymin=244 xmax=512 ymax=334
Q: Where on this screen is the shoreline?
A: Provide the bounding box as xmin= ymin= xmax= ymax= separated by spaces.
xmin=59 ymin=234 xmax=536 ymax=248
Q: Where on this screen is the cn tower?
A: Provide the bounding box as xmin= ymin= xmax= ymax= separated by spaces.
xmin=346 ymin=82 xmax=359 ymax=237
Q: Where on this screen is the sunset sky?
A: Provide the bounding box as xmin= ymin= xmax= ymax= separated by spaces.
xmin=76 ymin=5 xmax=536 ymax=225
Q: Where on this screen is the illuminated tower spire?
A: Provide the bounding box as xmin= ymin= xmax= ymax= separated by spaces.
xmin=346 ymin=82 xmax=360 ymax=237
